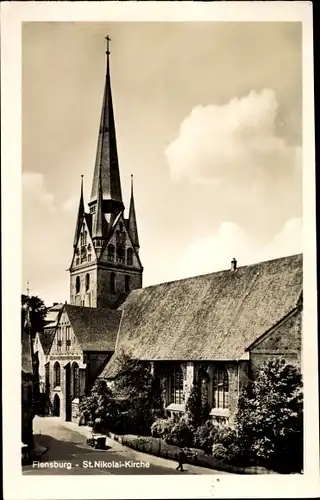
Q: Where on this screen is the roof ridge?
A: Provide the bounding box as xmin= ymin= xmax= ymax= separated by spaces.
xmin=135 ymin=253 xmax=302 ymax=293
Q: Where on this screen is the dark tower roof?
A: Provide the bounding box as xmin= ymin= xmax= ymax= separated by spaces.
xmin=73 ymin=175 xmax=85 ymax=247
xmin=89 ymin=41 xmax=124 ymax=214
xmin=128 ymin=175 xmax=139 ymax=248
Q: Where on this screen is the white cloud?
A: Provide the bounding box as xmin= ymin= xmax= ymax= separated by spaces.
xmin=165 ymin=89 xmax=300 ymax=190
xmin=179 ymin=218 xmax=302 ymax=278
xmin=22 ymin=172 xmax=56 ymax=212
xmin=62 ymin=194 xmax=78 ymax=213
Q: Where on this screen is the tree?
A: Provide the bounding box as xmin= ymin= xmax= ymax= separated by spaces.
xmin=79 ymin=379 xmax=117 ymax=432
xmin=185 ymin=377 xmax=209 ymax=426
xmin=236 ymin=358 xmax=303 ymax=472
xmin=21 ymin=294 xmax=47 ymax=338
xmin=111 ymin=350 xmax=165 ymax=434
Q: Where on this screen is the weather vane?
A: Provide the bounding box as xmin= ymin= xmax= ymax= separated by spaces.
xmin=105 ymin=35 xmax=111 ymax=55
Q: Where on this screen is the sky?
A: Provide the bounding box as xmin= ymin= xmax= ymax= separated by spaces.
xmin=22 ymin=22 xmax=302 ymax=306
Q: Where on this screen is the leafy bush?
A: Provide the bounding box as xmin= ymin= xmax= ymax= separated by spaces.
xmin=193 ymin=420 xmax=216 ymax=454
xmin=150 ymin=418 xmax=175 ymax=438
xmin=236 ymin=358 xmax=303 ymax=472
xmin=79 ymin=379 xmax=117 ymax=432
xmin=185 ymin=380 xmax=203 ymax=425
xmin=165 ymin=416 xmax=194 ymax=448
xmin=185 ymin=378 xmax=209 ymax=426
xmin=212 ymin=443 xmax=227 ymax=460
xmin=112 ymin=350 xmax=163 ymax=435
xmin=212 ymin=424 xmax=237 ymax=449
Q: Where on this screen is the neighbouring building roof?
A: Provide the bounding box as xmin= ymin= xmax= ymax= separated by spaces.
xmin=101 ymin=253 xmax=302 ymax=378
xmin=44 ymin=303 xmax=63 ymax=328
xmin=38 ymin=330 xmax=56 ymax=355
xmin=64 ymin=304 xmax=122 ymax=351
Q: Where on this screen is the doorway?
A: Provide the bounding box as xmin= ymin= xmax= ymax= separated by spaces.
xmin=53 ymin=394 xmax=60 ymax=417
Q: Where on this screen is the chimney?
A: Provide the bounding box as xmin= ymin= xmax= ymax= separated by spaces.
xmin=231 ymin=258 xmax=237 ymax=271
xmin=53 ymin=302 xmax=58 ymax=306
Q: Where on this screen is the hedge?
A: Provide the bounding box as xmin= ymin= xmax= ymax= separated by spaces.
xmin=106 ymin=431 xmax=275 ymax=474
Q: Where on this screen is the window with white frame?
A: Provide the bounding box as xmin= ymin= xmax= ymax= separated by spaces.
xmin=212 ymin=366 xmax=229 ymax=409
xmin=170 ymin=364 xmax=184 ymax=404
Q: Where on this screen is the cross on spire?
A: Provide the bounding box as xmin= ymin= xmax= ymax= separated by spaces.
xmin=105 ymin=35 xmax=111 ymax=55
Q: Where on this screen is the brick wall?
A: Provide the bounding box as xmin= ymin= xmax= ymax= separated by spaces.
xmin=249 ymin=309 xmax=301 ymax=378
xmin=97 ymin=266 xmax=142 ymax=308
xmin=70 ymin=266 xmax=97 ymax=307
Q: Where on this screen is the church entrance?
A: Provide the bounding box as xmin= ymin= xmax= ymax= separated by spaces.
xmin=65 ymin=363 xmax=72 ymax=421
xmin=53 ymin=394 xmax=60 ymax=417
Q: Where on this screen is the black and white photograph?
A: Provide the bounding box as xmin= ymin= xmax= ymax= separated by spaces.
xmin=1 ymin=2 xmax=318 ymax=499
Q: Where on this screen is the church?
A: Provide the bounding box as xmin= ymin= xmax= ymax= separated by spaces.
xmin=38 ymin=42 xmax=303 ymax=425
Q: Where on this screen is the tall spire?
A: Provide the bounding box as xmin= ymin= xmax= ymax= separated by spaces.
xmin=89 ymin=37 xmax=124 ymax=215
xmin=128 ymin=174 xmax=139 ymax=248
xmin=73 ymin=175 xmax=85 ymax=247
xmin=92 ymin=165 xmax=105 ymax=241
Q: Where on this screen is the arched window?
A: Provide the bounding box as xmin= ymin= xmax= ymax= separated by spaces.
xmin=170 ymin=364 xmax=184 ymax=404
xmin=125 ymin=275 xmax=130 ymax=292
xmin=116 ymin=245 xmax=125 ymax=263
xmin=198 ymin=367 xmax=210 ymax=408
xmin=212 ymin=366 xmax=229 ymax=409
xmin=85 ymin=273 xmax=90 ymax=292
xmin=110 ymin=273 xmax=116 ymax=294
xmin=116 ymin=230 xmax=120 ymax=244
xmin=54 ymin=362 xmax=61 ymax=387
xmin=84 ymin=231 xmax=87 ymax=245
xmin=72 ymin=363 xmax=79 ymax=399
xmin=119 ymin=222 xmax=123 ymax=232
xmin=107 ymin=244 xmax=115 ymax=262
xmin=127 ymin=248 xmax=133 ymax=266
xmin=76 ymin=276 xmax=80 ymax=294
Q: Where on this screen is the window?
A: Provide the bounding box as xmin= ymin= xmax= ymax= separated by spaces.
xmin=125 ymin=275 xmax=130 ymax=292
xmin=56 ymin=328 xmax=62 ymax=351
xmin=54 ymin=362 xmax=61 ymax=387
xmin=88 ymin=254 xmax=91 ymax=262
xmin=107 ymin=244 xmax=115 ymax=262
xmin=170 ymin=365 xmax=184 ymax=404
xmin=85 ymin=273 xmax=90 ymax=292
xmin=76 ymin=276 xmax=80 ymax=294
xmin=116 ymin=245 xmax=125 ymax=263
xmin=127 ymin=248 xmax=133 ymax=266
xmin=119 ymin=222 xmax=123 ymax=232
xmin=76 ymin=258 xmax=80 ymax=266
xmin=84 ymin=231 xmax=87 ymax=245
xmin=66 ymin=326 xmax=71 ymax=351
xmin=198 ymin=368 xmax=210 ymax=408
xmin=72 ymin=363 xmax=79 ymax=398
xmin=212 ymin=366 xmax=229 ymax=409
xmin=110 ymin=273 xmax=116 ymax=294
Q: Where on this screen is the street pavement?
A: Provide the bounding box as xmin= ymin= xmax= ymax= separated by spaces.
xmin=22 ymin=416 xmax=227 ymax=475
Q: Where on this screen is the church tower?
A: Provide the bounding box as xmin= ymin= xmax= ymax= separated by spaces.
xmin=69 ymin=38 xmax=143 ymax=308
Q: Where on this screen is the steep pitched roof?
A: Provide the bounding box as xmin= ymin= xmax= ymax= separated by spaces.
xmin=89 ymin=50 xmax=123 ymax=209
xmin=65 ymin=304 xmax=122 ymax=351
xmin=38 ymin=330 xmax=56 ymax=355
xmin=101 ymin=253 xmax=302 ymax=378
xmin=44 ymin=303 xmax=63 ymax=328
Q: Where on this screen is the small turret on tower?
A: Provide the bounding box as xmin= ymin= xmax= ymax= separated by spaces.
xmin=128 ymin=175 xmax=140 ymax=250
xmin=73 ymin=175 xmax=85 ymax=247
